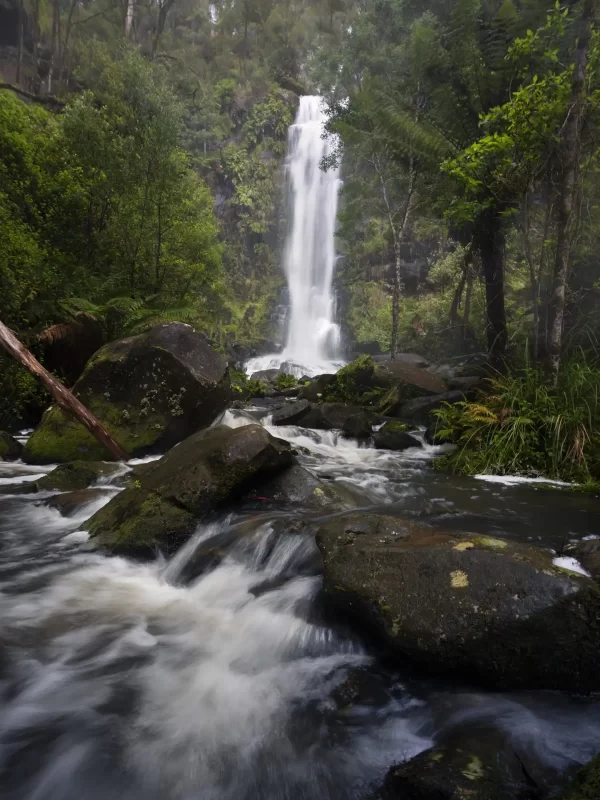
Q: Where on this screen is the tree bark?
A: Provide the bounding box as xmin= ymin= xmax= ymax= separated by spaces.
xmin=546 ymin=0 xmax=596 ymax=383
xmin=521 ymin=192 xmax=540 ymax=362
xmin=0 ymin=320 xmax=128 ymax=461
xmin=478 ymin=208 xmax=507 ymax=365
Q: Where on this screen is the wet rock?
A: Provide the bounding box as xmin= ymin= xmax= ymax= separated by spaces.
xmin=271 ymin=399 xmax=312 ymax=426
xmin=299 ymin=403 xmax=366 ymax=430
xmin=87 ymin=424 xmax=293 ymax=556
xmin=0 ymin=432 xmax=23 ymax=461
xmin=24 ymin=323 xmax=231 ymax=464
xmin=242 ymin=463 xmax=362 ymax=512
xmin=376 ymin=729 xmax=551 ymax=800
xmin=560 ymin=753 xmax=600 ymax=799
xmin=36 ymin=461 xmax=122 ymax=491
xmin=564 ymin=539 xmax=600 ymax=583
xmin=46 ymin=488 xmax=106 ymax=517
xmin=316 ymin=514 xmax=600 ymax=691
xmin=373 ymin=422 xmax=422 ymax=451
xmin=298 ymin=373 xmax=336 ymax=401
xmin=250 ymin=369 xmax=282 ymax=383
xmin=342 ymin=412 xmax=372 ymax=440
xmin=401 ymin=391 xmax=468 ymax=423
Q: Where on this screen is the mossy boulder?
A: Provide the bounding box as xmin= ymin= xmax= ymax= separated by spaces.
xmin=376 ymin=730 xmax=552 ymax=799
xmin=87 ymin=424 xmax=293 ymax=556
xmin=298 ymin=373 xmax=337 ymax=402
xmin=36 ymin=461 xmax=122 ymax=491
xmin=0 ymin=431 xmax=23 ymax=461
xmin=24 ymin=323 xmax=231 ymax=464
xmin=373 ymin=422 xmax=422 ymax=451
xmin=316 ymin=514 xmax=600 ymax=691
xmin=561 ymin=754 xmax=600 ymax=799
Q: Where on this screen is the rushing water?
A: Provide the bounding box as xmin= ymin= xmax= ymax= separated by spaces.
xmin=246 ymin=96 xmax=344 ymax=378
xmin=1 ymin=413 xmax=600 ymax=800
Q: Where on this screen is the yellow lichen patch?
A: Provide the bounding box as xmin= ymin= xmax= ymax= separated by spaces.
xmin=451 ymin=570 xmax=469 ymax=588
xmin=462 ymin=755 xmax=484 ymax=781
xmin=474 ymin=536 xmax=507 ymax=549
xmin=429 ymin=751 xmax=444 ymax=763
xmin=454 ymin=541 xmax=474 ymax=551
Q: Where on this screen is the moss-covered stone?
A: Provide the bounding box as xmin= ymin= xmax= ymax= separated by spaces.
xmin=376 ymin=729 xmax=556 ymax=799
xmin=23 ymin=323 xmax=231 ymax=464
xmin=87 ymin=424 xmax=293 ymax=556
xmin=561 ymin=755 xmax=600 ymax=799
xmin=36 ymin=460 xmax=122 ymax=491
xmin=373 ymin=421 xmax=421 ymax=451
xmin=0 ymin=431 xmax=23 ymax=460
xmin=316 ymin=514 xmax=600 ymax=691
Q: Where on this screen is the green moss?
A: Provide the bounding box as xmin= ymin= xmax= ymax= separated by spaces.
xmin=88 ymin=488 xmax=195 ymax=554
xmin=561 ymin=755 xmax=600 ymax=799
xmin=37 ymin=460 xmax=121 ymax=491
xmin=0 ymin=431 xmax=22 ymax=460
xmin=23 ymin=401 xmax=167 ymax=465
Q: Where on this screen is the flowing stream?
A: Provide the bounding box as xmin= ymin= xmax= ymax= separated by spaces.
xmin=246 ymin=96 xmax=343 ymax=378
xmin=1 ymin=414 xmax=600 ymax=800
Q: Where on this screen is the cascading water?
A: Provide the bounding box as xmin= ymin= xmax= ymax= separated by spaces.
xmin=246 ymin=96 xmax=344 ymax=378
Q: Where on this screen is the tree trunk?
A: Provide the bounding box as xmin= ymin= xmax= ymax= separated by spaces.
xmin=463 ymin=269 xmax=474 ymax=345
xmin=546 ymin=0 xmax=596 ymax=383
xmin=478 ymin=208 xmax=507 ymax=365
xmin=521 ymin=193 xmax=540 ymax=362
xmin=0 ymin=320 xmax=128 ymax=461
xmin=390 ymin=244 xmax=402 ymax=359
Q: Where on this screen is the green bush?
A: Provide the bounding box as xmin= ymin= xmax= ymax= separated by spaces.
xmin=434 ymin=361 xmax=600 ymax=484
xmin=274 ymin=373 xmax=297 ymax=390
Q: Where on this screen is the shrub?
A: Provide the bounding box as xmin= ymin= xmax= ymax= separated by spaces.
xmin=434 ymin=361 xmax=600 ymax=483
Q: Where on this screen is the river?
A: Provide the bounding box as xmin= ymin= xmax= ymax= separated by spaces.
xmin=1 ymin=409 xmax=600 ymax=799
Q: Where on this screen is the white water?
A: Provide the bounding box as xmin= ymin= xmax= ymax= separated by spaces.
xmin=246 ymin=96 xmax=344 ymax=378
xmin=2 ymin=417 xmax=600 ymax=798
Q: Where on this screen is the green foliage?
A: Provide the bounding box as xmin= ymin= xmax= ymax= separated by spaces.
xmin=230 ymin=369 xmax=264 ymax=399
xmin=275 ymin=373 xmax=297 ymax=390
xmin=323 ymin=356 xmax=385 ymax=405
xmin=434 ymin=360 xmax=600 ymax=483
xmin=0 ymin=356 xmax=50 ymax=432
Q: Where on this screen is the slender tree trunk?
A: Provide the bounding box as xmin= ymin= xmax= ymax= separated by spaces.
xmin=47 ymin=0 xmax=60 ymax=95
xmin=478 ymin=208 xmax=507 ymax=365
xmin=450 ymin=271 xmax=466 ymax=328
xmin=0 ymin=321 xmax=127 ymax=461
xmin=59 ymin=0 xmax=78 ymax=90
xmin=522 ymin=192 xmax=540 ymax=361
xmin=463 ymin=269 xmax=474 ymax=345
xmin=546 ymin=0 xmax=596 ymax=383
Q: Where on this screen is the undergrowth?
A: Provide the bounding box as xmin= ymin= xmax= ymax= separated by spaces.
xmin=434 ymin=361 xmax=600 ymax=484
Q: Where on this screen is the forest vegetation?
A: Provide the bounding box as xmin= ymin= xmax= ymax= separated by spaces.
xmin=1 ymin=0 xmax=600 ymax=481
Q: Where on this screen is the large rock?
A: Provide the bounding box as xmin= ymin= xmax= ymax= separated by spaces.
xmin=298 ymin=373 xmax=336 ymax=402
xmin=316 ymin=514 xmax=600 ymax=691
xmin=564 ymin=539 xmax=600 ymax=584
xmin=24 ymin=323 xmax=231 ymax=464
xmin=271 ymin=399 xmax=311 ymax=426
xmin=241 ymin=463 xmax=362 ymax=512
xmin=299 ymin=403 xmax=367 ymax=430
xmin=87 ymin=424 xmax=293 ymax=556
xmin=376 ymin=729 xmax=554 ymax=800
xmin=400 ymin=390 xmax=468 ymax=423
xmin=250 ymin=368 xmax=282 ymax=383
xmin=373 ymin=422 xmax=422 ymax=451
xmin=342 ymin=412 xmax=372 ymax=440
xmin=36 ymin=460 xmax=122 ymax=491
xmin=0 ymin=431 xmax=23 ymax=461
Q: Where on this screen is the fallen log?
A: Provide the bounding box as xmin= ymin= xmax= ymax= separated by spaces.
xmin=0 ymin=319 xmax=128 ymax=461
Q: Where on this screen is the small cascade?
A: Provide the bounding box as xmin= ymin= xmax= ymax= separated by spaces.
xmin=246 ymin=96 xmax=344 ymax=378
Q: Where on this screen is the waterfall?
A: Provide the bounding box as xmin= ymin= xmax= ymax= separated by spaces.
xmin=246 ymin=96 xmax=344 ymax=378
